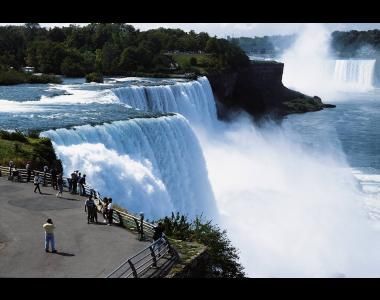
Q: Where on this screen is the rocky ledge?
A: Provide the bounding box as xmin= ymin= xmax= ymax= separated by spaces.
xmin=207 ymin=60 xmax=335 ymax=120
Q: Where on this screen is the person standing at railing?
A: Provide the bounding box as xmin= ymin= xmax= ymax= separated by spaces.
xmin=101 ymin=197 xmax=109 ymax=223
xmin=34 ymin=173 xmax=42 ymax=194
xmin=152 ymin=222 xmax=165 ymax=256
xmin=71 ymin=171 xmax=78 ymax=194
xmin=43 ymin=165 xmax=48 ymax=186
xmin=50 ymin=167 xmax=57 ymax=190
xmin=56 ymin=174 xmax=64 ymax=198
xmin=8 ymin=160 xmax=14 ymax=177
xmin=26 ymin=162 xmax=32 ymax=183
xmin=79 ymin=174 xmax=86 ymax=196
xmin=67 ymin=176 xmax=72 ymax=193
xmin=107 ymin=198 xmax=113 ymax=226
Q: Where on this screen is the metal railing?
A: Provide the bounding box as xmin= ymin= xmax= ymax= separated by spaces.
xmin=0 ymin=166 xmax=52 ymax=184
xmin=107 ymin=236 xmax=178 ymax=278
xmin=1 ymin=165 xmax=179 ymax=277
xmin=0 ymin=165 xmax=155 ymax=238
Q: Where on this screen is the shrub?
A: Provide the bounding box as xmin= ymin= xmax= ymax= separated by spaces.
xmin=190 ymin=57 xmax=197 ymax=66
xmin=0 ymin=69 xmax=27 ymax=85
xmin=0 ymin=130 xmax=28 ymax=143
xmin=27 ymin=130 xmax=40 ymax=139
xmin=28 ymin=74 xmax=62 ymax=84
xmin=159 ymin=212 xmax=245 ymax=278
xmin=85 ymin=72 xmax=104 ymax=83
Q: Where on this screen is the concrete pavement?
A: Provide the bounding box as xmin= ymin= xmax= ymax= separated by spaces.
xmin=0 ymin=177 xmax=150 ymax=277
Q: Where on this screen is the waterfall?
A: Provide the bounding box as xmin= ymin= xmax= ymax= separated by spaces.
xmin=333 ymin=60 xmax=376 ymax=89
xmin=112 ymin=76 xmax=218 ymax=127
xmin=41 ymin=115 xmax=217 ymax=220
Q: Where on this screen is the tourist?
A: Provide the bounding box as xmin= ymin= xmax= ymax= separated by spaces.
xmin=92 ymin=200 xmax=98 ymax=224
xmin=50 ymin=167 xmax=57 ymax=190
xmin=67 ymin=176 xmax=72 ymax=193
xmin=43 ymin=218 xmax=57 ymax=253
xmin=43 ymin=165 xmax=48 ymax=186
xmin=71 ymin=171 xmax=77 ymax=194
xmin=8 ymin=160 xmax=14 ymax=177
xmin=102 ymin=197 xmax=109 ymax=223
xmin=85 ymin=195 xmax=96 ymax=224
xmin=56 ymin=174 xmax=64 ymax=198
xmin=79 ymin=174 xmax=86 ymax=196
xmin=107 ymin=198 xmax=113 ymax=225
xmin=34 ymin=173 xmax=42 ymax=194
xmin=152 ymin=222 xmax=165 ymax=256
xmin=26 ymin=162 xmax=32 ymax=183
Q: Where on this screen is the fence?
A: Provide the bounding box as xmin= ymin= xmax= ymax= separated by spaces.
xmin=107 ymin=236 xmax=178 ymax=278
xmin=0 ymin=164 xmax=179 ymax=276
xmin=0 ymin=166 xmax=52 ymax=184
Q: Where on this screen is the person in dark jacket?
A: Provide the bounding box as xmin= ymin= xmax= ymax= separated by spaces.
xmin=79 ymin=174 xmax=86 ymax=196
xmin=152 ymin=222 xmax=165 ymax=256
xmin=85 ymin=195 xmax=96 ymax=224
xmin=50 ymin=168 xmax=57 ymax=190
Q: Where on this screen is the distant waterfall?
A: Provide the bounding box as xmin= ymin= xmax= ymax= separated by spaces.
xmin=112 ymin=77 xmax=218 ymax=127
xmin=333 ymin=60 xmax=376 ymax=89
xmin=41 ymin=115 xmax=217 ymax=220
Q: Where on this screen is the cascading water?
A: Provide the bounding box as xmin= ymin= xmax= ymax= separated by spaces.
xmin=281 ymin=24 xmax=377 ymax=97
xmin=39 ymin=72 xmax=380 ymax=277
xmin=333 ymin=59 xmax=376 ymax=89
xmin=41 ymin=115 xmax=217 ymax=221
xmin=112 ymin=76 xmax=218 ymax=127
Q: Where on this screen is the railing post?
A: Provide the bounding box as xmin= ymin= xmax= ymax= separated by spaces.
xmin=127 ymin=259 xmax=138 ymax=278
xmin=149 ymin=245 xmax=157 ymax=267
xmin=139 ymin=212 xmax=145 ymax=241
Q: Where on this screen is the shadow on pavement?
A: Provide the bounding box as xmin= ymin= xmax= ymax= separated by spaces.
xmin=60 ymin=197 xmax=81 ymax=201
xmin=54 ymin=252 xmax=75 ymax=257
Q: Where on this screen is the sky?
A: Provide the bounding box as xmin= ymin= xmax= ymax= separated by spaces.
xmin=1 ymin=23 xmax=380 ymax=37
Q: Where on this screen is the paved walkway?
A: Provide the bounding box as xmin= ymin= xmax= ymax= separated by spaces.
xmin=0 ymin=177 xmax=150 ymax=277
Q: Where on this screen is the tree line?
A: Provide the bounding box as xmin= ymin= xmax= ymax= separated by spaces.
xmin=0 ymin=23 xmax=249 ymax=78
xmin=228 ymin=35 xmax=296 ymax=56
xmin=331 ymin=30 xmax=380 ymax=58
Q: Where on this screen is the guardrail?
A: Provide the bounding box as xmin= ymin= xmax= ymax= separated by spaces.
xmin=1 ymin=164 xmax=179 ymax=277
xmin=0 ymin=166 xmax=52 ymax=184
xmin=107 ymin=236 xmax=178 ymax=278
xmin=0 ymin=165 xmax=154 ymax=237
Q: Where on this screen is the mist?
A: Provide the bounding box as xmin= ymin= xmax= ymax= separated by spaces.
xmin=195 ymin=114 xmax=380 ymax=277
xmin=281 ymin=24 xmax=376 ymax=100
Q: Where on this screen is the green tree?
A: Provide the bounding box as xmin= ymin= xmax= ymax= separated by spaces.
xmin=160 ymin=213 xmax=245 ymax=278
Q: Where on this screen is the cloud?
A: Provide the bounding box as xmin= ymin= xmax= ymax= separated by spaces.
xmin=1 ymin=23 xmax=380 ymax=38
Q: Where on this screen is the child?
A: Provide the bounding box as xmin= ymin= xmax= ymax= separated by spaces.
xmin=43 ymin=218 xmax=57 ymax=253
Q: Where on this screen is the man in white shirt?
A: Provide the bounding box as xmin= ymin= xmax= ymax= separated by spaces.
xmin=107 ymin=198 xmax=113 ymax=226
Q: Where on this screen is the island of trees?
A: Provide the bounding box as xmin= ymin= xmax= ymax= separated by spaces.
xmin=0 ymin=23 xmax=249 ymax=84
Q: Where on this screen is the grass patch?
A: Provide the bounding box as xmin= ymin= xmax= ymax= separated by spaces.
xmin=170 ymin=53 xmax=213 ymax=75
xmin=0 ymin=130 xmax=62 ymax=172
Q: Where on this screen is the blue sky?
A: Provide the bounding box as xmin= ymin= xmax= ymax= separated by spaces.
xmin=1 ymin=23 xmax=380 ymax=37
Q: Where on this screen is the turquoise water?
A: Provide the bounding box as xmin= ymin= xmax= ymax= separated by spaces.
xmin=0 ymin=77 xmax=177 ymax=132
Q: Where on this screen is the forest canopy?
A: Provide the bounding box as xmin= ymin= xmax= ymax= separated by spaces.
xmin=0 ymin=23 xmax=249 ymax=78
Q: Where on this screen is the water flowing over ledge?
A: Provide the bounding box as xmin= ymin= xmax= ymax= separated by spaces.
xmin=41 ymin=114 xmax=217 ymax=221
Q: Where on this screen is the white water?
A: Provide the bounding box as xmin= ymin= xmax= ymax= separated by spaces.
xmin=41 ymin=115 xmax=217 ymax=221
xmin=334 ymin=60 xmax=375 ymax=89
xmin=112 ymin=77 xmax=218 ymax=127
xmin=281 ymin=24 xmax=376 ymax=98
xmin=41 ymin=70 xmax=380 ymax=277
xmin=197 ymin=115 xmax=380 ymax=277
